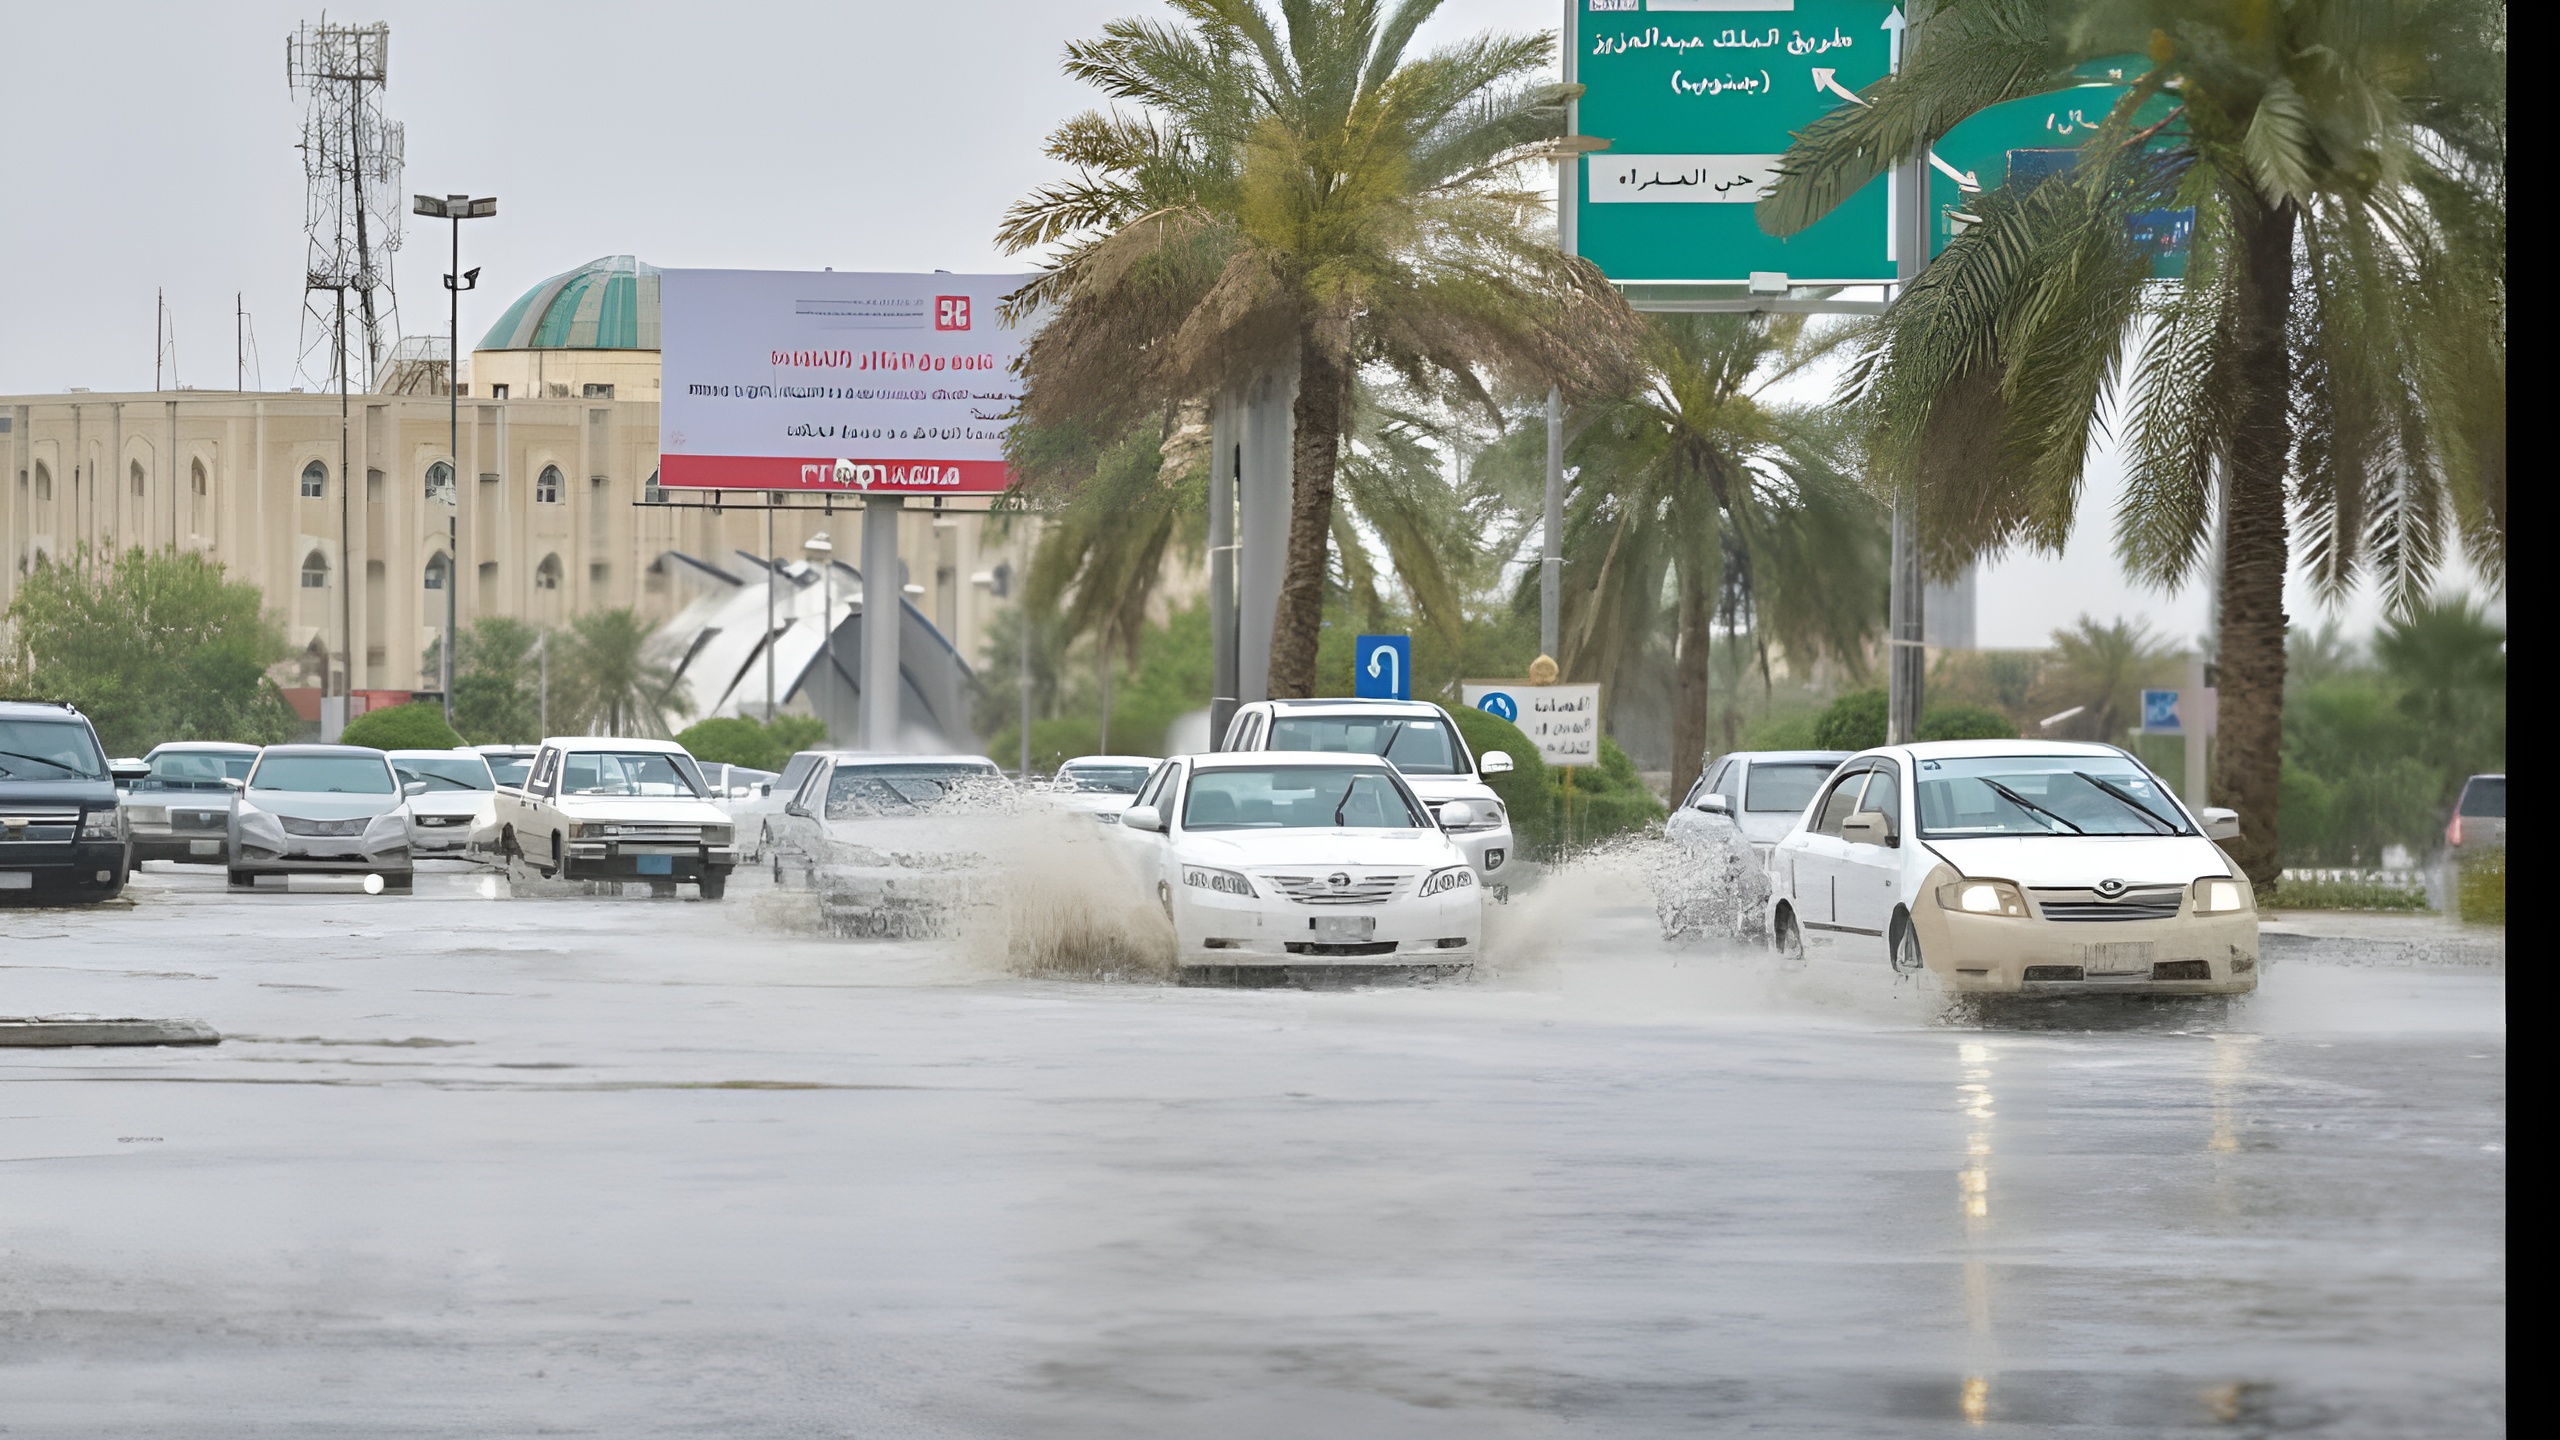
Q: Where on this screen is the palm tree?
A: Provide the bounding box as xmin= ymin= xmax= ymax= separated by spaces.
xmin=553 ymin=608 xmax=688 ymax=738
xmin=1757 ymin=0 xmax=2505 ymax=885
xmin=2029 ymin=615 xmax=2183 ymax=742
xmin=1539 ymin=313 xmax=1889 ymax=800
xmin=1000 ymin=0 xmax=1644 ymax=699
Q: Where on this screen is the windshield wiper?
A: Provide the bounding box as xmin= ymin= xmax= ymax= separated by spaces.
xmin=1332 ymin=778 xmax=1362 ymax=827
xmin=2073 ymin=772 xmax=2180 ymax=834
xmin=1374 ymin=722 xmax=1406 ymax=761
xmin=0 ymin=748 xmax=86 ymax=777
xmin=1981 ymin=779 xmax=2084 ymax=834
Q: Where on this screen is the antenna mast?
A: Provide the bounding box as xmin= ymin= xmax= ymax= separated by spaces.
xmin=288 ymin=17 xmax=404 ymax=392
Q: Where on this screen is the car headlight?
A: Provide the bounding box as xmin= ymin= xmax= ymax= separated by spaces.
xmin=700 ymin=825 xmax=733 ymax=846
xmin=365 ymin=811 xmax=409 ymax=840
xmin=1182 ymin=866 xmax=1255 ymax=897
xmin=80 ymin=808 xmax=123 ymax=839
xmin=1443 ymin=802 xmax=1505 ymax=832
xmin=1935 ymin=879 xmax=2027 ymax=917
xmin=1419 ymin=865 xmax=1477 ymax=898
xmin=2191 ymin=876 xmax=2252 ymax=915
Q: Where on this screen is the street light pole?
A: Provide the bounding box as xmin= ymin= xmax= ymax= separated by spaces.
xmin=804 ymin=531 xmax=835 ymax=742
xmin=413 ymin=193 xmax=496 ymax=730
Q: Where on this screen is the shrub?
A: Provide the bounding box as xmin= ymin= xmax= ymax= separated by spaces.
xmin=1810 ymin=689 xmax=1887 ymax=750
xmin=1553 ymin=736 xmax=1665 ymax=853
xmin=1919 ymin=704 xmax=2018 ymax=741
xmin=1450 ymin=704 xmax=1552 ymax=858
xmin=337 ymin=702 xmax=465 ymax=751
xmin=677 ymin=715 xmax=832 ymax=772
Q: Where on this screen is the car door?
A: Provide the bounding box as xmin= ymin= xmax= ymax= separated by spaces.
xmin=1834 ymin=758 xmax=1904 ymax=961
xmin=1106 ymin=760 xmax=1181 ymax=897
xmin=775 ymin=759 xmax=833 ymax=863
xmin=1789 ymin=764 xmax=1870 ymax=950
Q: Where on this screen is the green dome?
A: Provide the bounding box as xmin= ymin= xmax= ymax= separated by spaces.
xmin=477 ymin=255 xmax=660 ymax=350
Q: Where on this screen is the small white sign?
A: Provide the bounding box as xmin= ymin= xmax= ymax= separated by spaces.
xmin=1463 ymin=683 xmax=1604 ymax=768
xmin=1588 ymin=155 xmax=1786 ymax=203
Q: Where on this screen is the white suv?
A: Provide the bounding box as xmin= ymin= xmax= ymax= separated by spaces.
xmin=1219 ymin=699 xmax=1517 ymax=889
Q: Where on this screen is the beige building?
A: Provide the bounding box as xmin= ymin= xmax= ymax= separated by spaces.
xmin=1 ymin=256 xmax=1025 ymax=705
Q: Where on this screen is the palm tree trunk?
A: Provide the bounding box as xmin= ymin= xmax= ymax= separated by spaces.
xmin=1098 ymin=620 xmax=1113 ymax=753
xmin=1671 ymin=545 xmax=1715 ymax=806
xmin=2214 ymin=195 xmax=2298 ymax=889
xmin=1268 ymin=328 xmax=1347 ymax=699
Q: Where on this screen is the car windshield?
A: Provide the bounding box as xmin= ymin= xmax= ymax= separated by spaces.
xmin=1061 ymin=764 xmax=1150 ymax=794
xmin=1265 ymin=715 xmax=1463 ymax=776
xmin=252 ymin=754 xmax=396 ymax=795
xmin=485 ymin=754 xmax=534 ymax=787
xmin=2458 ymin=777 xmax=2505 ymax=817
xmin=1182 ymin=765 xmax=1429 ymax=830
xmin=1915 ymin=755 xmax=2192 ymax=838
xmin=394 ymin=756 xmax=494 ymax=792
xmin=1746 ymin=762 xmax=1837 ymax=813
xmin=560 ymin=752 xmax=704 ymax=797
xmin=140 ymin=749 xmax=254 ymax=789
xmin=0 ymin=718 xmax=108 ymax=781
xmin=823 ymin=763 xmax=1005 ymax=818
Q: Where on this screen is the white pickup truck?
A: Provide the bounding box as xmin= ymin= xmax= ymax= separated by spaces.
xmin=483 ymin=736 xmax=739 ymax=897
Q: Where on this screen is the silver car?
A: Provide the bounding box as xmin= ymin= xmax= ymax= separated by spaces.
xmin=1668 ymin=750 xmax=1855 ymax=864
xmin=389 ymin=748 xmax=497 ymax=857
xmin=121 ymin=741 xmax=260 ymax=865
xmin=227 ymin=745 xmax=418 ymax=891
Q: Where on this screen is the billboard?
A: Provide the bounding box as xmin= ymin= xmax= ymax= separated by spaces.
xmin=1463 ymin=682 xmax=1602 ymax=767
xmin=658 ymin=269 xmax=1030 ymax=493
xmin=1571 ymin=0 xmax=1901 ymax=285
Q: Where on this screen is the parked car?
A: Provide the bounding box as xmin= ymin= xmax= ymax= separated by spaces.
xmin=738 ymin=750 xmax=831 ymax=861
xmin=388 ymin=748 xmax=497 ymax=858
xmin=1766 ymin=740 xmax=2256 ymax=995
xmin=2446 ymin=773 xmax=2505 ymax=852
xmin=765 ymin=753 xmax=1012 ymax=937
xmin=1668 ymin=750 xmax=1854 ymax=863
xmin=700 ymin=763 xmax=781 ymax=799
xmin=485 ymin=737 xmax=738 ymax=897
xmin=1219 ymin=698 xmax=1516 ymax=888
xmin=1053 ymin=754 xmax=1159 ymax=819
xmin=1105 ymin=751 xmax=1483 ymax=980
xmin=0 ymin=699 xmax=137 ymax=902
xmin=227 ymin=745 xmax=417 ymax=891
xmin=122 ymin=740 xmax=261 ymax=866
xmin=469 ymin=745 xmax=540 ymax=789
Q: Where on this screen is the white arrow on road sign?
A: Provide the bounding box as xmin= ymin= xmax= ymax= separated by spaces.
xmin=1811 ymin=68 xmax=1868 ymax=108
xmin=1928 ymin=151 xmax=1981 ymax=191
xmin=1366 ymin=643 xmax=1401 ymax=696
xmin=1882 ymin=7 xmax=1906 ymax=73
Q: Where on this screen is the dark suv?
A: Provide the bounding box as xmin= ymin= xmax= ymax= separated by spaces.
xmin=0 ymin=700 xmax=139 ymax=901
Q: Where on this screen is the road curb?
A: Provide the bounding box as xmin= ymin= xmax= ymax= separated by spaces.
xmin=0 ymin=1017 xmax=222 ymax=1047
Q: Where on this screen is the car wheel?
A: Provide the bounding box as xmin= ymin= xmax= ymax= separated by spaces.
xmin=699 ymin=870 xmax=729 ymax=901
xmin=227 ymin=869 xmax=255 ymax=889
xmin=1890 ymin=912 xmax=1925 ymax=974
xmin=756 ymin=823 xmax=773 ymax=861
xmin=771 ymin=849 xmax=786 ymax=886
xmin=1773 ymin=904 xmax=1803 ymax=958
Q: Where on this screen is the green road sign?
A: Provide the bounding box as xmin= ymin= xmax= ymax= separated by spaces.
xmin=1926 ymin=61 xmax=2187 ymax=273
xmin=1571 ymin=0 xmax=1906 ymax=286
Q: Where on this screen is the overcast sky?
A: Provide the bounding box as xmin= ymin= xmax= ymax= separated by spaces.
xmin=0 ymin=0 xmax=2469 ymax=645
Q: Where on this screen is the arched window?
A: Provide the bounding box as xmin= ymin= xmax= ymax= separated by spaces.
xmin=300 ymin=460 xmax=327 ymax=499
xmin=130 ymin=459 xmax=146 ymax=497
xmin=300 ymin=550 xmax=331 ymax=589
xmin=424 ymin=553 xmax=449 ymax=591
xmin=191 ymin=459 xmax=208 ymax=495
xmin=536 ymin=464 xmax=563 ymax=504
xmin=425 ymin=460 xmax=453 ymax=501
xmin=535 ymin=553 xmax=564 ymax=590
xmin=33 ymin=462 xmax=51 ymax=501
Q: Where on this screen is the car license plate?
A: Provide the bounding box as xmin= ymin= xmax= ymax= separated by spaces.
xmin=634 ymin=854 xmax=674 ymax=875
xmin=190 ymin=840 xmax=222 ymax=855
xmin=1309 ymin=914 xmax=1376 ymax=940
xmin=2082 ymin=940 xmax=2156 ymax=975
xmin=0 ymin=871 xmax=30 ymax=890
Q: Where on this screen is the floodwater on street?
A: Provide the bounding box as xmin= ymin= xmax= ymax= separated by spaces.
xmin=0 ymin=856 xmax=2505 ymax=1438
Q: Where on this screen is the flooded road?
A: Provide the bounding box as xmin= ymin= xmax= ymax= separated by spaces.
xmin=1 ymin=861 xmax=2504 ymax=1437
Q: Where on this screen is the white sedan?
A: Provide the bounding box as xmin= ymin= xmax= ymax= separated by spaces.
xmin=1767 ymin=740 xmax=2257 ymax=995
xmin=1107 ymin=752 xmax=1484 ymax=980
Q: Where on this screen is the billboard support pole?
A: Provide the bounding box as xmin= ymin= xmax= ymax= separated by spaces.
xmin=1885 ymin=15 xmax=1928 ymax=748
xmin=863 ymin=496 xmax=903 ymax=749
xmin=1208 ymin=389 xmax=1239 ymax=744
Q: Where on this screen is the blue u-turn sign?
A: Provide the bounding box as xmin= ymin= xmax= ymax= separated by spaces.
xmin=1355 ymin=634 xmax=1411 ymax=700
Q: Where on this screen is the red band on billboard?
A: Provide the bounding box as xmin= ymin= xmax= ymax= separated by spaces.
xmin=659 ymin=455 xmax=1012 ymax=493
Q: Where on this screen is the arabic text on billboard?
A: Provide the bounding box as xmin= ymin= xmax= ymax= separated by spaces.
xmin=658 ymin=270 xmax=1029 ymax=493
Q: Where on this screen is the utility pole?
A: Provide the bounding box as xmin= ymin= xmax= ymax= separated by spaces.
xmin=1883 ymin=9 xmax=1927 ymax=746
xmin=335 ymin=287 xmax=353 ymax=701
xmin=861 ymin=497 xmax=904 ymax=750
xmin=413 ymin=192 xmax=494 ymax=727
xmin=1542 ymin=386 xmax=1564 ymax=662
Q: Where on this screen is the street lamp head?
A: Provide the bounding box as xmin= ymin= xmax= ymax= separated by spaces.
xmin=466 ymin=197 xmax=497 ymax=219
xmin=411 ymin=194 xmax=448 ymax=218
xmin=803 ymin=532 xmax=834 ymax=556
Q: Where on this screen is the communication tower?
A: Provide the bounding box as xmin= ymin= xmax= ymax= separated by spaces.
xmin=287 ymin=17 xmax=405 ymax=391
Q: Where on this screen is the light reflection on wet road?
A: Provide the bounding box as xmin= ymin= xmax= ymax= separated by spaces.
xmin=0 ymin=862 xmax=2505 ymax=1437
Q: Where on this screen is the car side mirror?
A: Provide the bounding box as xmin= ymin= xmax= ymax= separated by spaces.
xmin=111 ymin=760 xmax=150 ymax=783
xmin=1122 ymin=805 xmax=1165 ymax=833
xmin=1437 ymin=800 xmax=1475 ymax=830
xmin=2200 ymin=806 xmax=2241 ymax=842
xmin=1694 ymin=793 xmax=1732 ymax=816
xmin=222 ymin=777 xmax=246 ymax=792
xmin=759 ymin=782 xmax=772 ymax=798
xmin=1842 ymin=811 xmax=1895 ymax=847
xmin=403 ymin=780 xmax=428 ymax=796
xmin=1478 ymin=750 xmax=1514 ymax=776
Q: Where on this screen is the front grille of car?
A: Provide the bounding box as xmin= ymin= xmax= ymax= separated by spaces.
xmin=2022 ymin=965 xmax=2085 ymax=982
xmin=280 ymin=816 xmax=369 ymax=837
xmin=412 ymin=814 xmax=465 ymax=828
xmin=1284 ymin=941 xmax=1401 ymax=957
xmin=599 ymin=827 xmax=701 ymax=843
xmin=2030 ymin=885 xmax=2183 ymax=922
xmin=171 ymin=810 xmax=228 ymax=833
xmin=1261 ymin=873 xmax=1414 ymax=905
xmin=1 ymin=809 xmax=79 ymax=844
xmin=2152 ymin=960 xmax=2212 ymax=981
